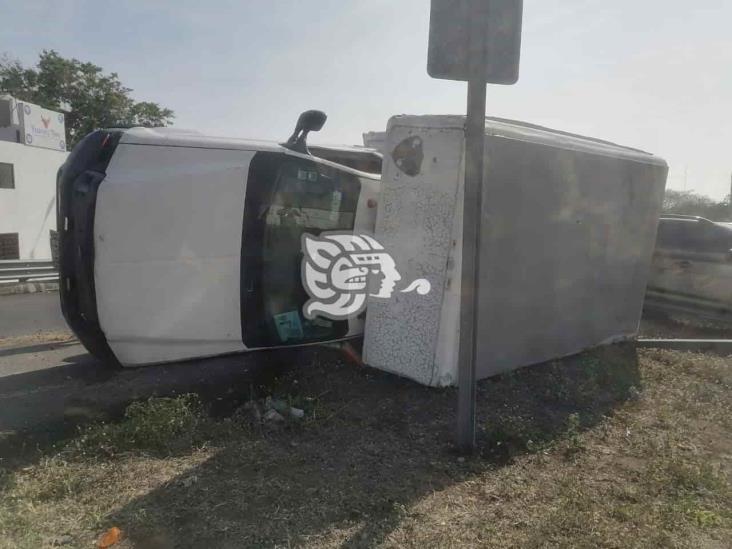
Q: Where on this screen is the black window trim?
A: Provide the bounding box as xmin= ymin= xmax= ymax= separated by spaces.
xmin=0 ymin=161 xmax=14 ymax=190
xmin=0 ymin=232 xmax=20 ymax=260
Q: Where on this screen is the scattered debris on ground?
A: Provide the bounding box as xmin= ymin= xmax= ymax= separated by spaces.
xmin=97 ymin=526 xmax=122 ymax=548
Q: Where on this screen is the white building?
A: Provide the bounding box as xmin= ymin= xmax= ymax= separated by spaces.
xmin=0 ymin=96 xmax=68 ymax=260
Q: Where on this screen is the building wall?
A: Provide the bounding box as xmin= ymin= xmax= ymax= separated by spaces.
xmin=0 ymin=127 xmax=20 ymax=143
xmin=0 ymin=140 xmax=67 ymax=259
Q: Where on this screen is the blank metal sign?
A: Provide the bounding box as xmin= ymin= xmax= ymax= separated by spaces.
xmin=427 ymin=0 xmax=523 ymax=83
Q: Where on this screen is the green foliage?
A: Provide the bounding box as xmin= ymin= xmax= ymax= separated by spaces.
xmin=483 ymin=414 xmax=546 ymax=456
xmin=691 ymin=509 xmax=722 ymax=527
xmin=657 ymin=459 xmax=726 ymax=496
xmin=562 ymin=412 xmax=585 ymax=458
xmin=663 ymin=189 xmax=731 ymax=221
xmin=73 ymin=394 xmax=203 ymax=457
xmin=0 ymin=50 xmax=174 ymax=147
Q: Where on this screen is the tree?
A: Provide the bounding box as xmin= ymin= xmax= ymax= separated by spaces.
xmin=662 ymin=189 xmax=731 ymax=221
xmin=0 ymin=50 xmax=174 ymax=147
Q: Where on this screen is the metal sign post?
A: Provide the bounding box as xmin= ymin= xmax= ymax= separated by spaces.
xmin=427 ymin=0 xmax=523 ymax=452
xmin=457 ymin=76 xmax=487 ymax=451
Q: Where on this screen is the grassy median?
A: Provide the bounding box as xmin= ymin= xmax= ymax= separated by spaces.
xmin=0 ymin=344 xmax=730 ymax=548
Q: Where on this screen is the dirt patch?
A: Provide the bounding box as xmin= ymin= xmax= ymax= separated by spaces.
xmin=0 ymin=344 xmax=730 ymax=548
xmin=0 ymin=331 xmax=74 ymax=350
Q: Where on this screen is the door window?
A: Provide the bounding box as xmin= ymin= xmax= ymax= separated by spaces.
xmin=241 ymin=153 xmax=361 ymax=347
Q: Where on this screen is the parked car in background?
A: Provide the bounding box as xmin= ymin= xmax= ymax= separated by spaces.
xmin=645 ymin=214 xmax=732 ymax=320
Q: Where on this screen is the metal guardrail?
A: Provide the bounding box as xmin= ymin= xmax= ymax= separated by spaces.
xmin=640 ymin=288 xmax=732 ymax=352
xmin=0 ymin=259 xmax=59 ymax=284
xmin=636 ymin=338 xmax=732 ymax=353
xmin=644 ymin=289 xmax=732 ymax=324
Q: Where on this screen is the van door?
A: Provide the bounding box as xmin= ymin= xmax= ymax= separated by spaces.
xmin=240 ymin=152 xmax=363 ymax=348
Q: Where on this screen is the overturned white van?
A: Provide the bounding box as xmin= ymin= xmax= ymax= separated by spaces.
xmin=58 ymin=113 xmax=380 ymax=366
xmin=60 ymin=112 xmax=667 ymax=377
xmin=363 ymin=115 xmax=668 ymax=386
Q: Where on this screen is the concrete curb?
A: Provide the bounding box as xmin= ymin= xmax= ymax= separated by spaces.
xmin=636 ymin=338 xmax=732 ymax=354
xmin=0 ymin=282 xmax=59 ymax=296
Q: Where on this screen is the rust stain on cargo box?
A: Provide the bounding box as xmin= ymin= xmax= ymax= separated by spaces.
xmin=391 ymin=135 xmax=424 ymax=176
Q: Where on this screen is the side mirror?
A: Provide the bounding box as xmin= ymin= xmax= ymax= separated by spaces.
xmin=283 ymin=110 xmax=327 ymax=154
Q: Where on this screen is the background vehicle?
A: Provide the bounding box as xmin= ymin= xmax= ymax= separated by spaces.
xmin=57 ymin=117 xmax=379 ymax=367
xmin=645 ymin=214 xmax=732 ymax=320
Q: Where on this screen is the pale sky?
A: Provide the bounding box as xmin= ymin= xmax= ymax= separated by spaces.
xmin=2 ymin=0 xmax=731 ymax=198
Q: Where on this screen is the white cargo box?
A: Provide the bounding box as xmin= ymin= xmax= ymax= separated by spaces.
xmin=364 ymin=115 xmax=668 ymax=387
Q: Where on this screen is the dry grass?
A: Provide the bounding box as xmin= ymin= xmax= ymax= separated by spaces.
xmin=0 ymin=344 xmax=730 ymax=548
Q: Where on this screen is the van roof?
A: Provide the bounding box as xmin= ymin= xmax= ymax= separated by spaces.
xmin=115 ymin=127 xmax=382 ymax=178
xmin=118 ymin=127 xmax=288 ymax=152
xmin=117 ymin=127 xmax=380 ymax=159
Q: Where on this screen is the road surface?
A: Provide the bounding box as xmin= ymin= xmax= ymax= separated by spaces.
xmin=0 ymin=291 xmax=306 ymax=437
xmin=0 ymin=291 xmax=67 ymax=338
xmin=0 ymin=336 xmax=282 ymax=434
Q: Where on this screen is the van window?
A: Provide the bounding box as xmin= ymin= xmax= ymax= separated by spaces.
xmin=241 ymin=152 xmax=360 ymax=347
xmin=656 ymin=219 xmax=701 ymax=250
xmin=0 ymin=233 xmax=20 ymax=259
xmin=0 ymin=162 xmax=14 ymax=189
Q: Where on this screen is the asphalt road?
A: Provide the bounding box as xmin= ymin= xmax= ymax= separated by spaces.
xmin=0 ymin=291 xmax=68 ymax=337
xmin=0 ymin=339 xmax=284 ymax=434
xmin=0 ymin=291 xmax=307 ymax=439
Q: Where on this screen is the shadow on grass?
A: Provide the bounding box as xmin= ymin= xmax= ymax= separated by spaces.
xmin=103 ymin=343 xmax=640 ymax=548
xmin=0 ymin=348 xmax=296 ymax=472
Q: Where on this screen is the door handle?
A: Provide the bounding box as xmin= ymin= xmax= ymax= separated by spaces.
xmin=677 ymin=260 xmax=692 ymax=269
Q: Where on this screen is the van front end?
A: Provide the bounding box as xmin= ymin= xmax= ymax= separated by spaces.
xmin=57 ymin=130 xmax=123 ymax=365
xmin=57 ymin=125 xmax=378 ymax=368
